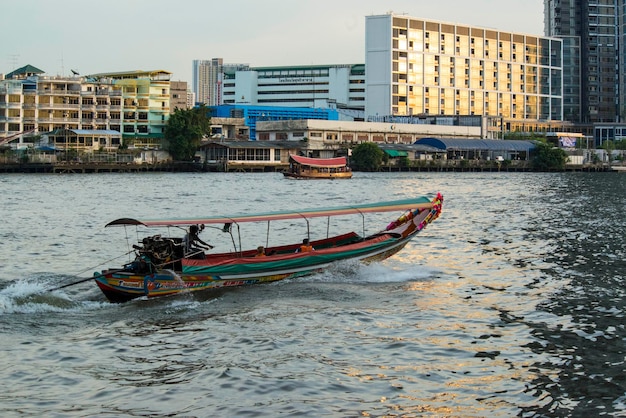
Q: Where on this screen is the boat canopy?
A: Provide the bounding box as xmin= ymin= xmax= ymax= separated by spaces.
xmin=289 ymin=154 xmax=348 ymax=168
xmin=105 ymin=196 xmax=435 ymax=227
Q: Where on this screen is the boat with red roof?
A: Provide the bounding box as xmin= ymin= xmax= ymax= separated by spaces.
xmin=283 ymin=154 xmax=352 ymax=179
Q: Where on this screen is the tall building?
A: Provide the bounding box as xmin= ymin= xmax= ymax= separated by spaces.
xmin=365 ymin=13 xmax=564 ymax=135
xmin=192 ymin=59 xmax=249 ymax=106
xmin=544 ymin=0 xmax=619 ymax=124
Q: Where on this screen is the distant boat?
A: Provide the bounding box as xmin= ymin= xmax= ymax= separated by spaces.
xmin=283 ymin=154 xmax=352 ymax=179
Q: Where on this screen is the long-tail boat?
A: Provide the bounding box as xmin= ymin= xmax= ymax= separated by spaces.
xmin=94 ymin=194 xmax=443 ymax=302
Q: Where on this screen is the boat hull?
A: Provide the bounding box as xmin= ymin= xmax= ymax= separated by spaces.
xmin=283 ymin=171 xmax=352 ymax=179
xmin=94 ymin=234 xmax=411 ymax=302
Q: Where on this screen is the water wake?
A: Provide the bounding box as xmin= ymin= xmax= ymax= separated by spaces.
xmin=311 ymin=259 xmax=439 ymax=284
xmin=0 ymin=277 xmax=105 ymax=314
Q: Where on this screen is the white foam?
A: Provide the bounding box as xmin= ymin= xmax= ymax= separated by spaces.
xmin=0 ymin=279 xmax=106 ymax=314
xmin=310 ymin=260 xmax=439 ymax=284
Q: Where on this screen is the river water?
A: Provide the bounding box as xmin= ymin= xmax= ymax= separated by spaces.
xmin=0 ymin=171 xmax=624 ymax=417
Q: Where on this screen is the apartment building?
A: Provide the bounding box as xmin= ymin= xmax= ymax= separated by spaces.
xmin=544 ymin=0 xmax=619 ymax=125
xmin=0 ymin=65 xmax=177 ymax=149
xmin=365 ymin=13 xmax=564 ymax=136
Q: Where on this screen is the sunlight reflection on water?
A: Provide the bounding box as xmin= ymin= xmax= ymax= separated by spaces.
xmin=1 ymin=172 xmax=625 ymax=417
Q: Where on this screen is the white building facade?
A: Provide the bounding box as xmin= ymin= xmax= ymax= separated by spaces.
xmin=192 ymin=59 xmax=249 ymax=106
xmin=221 ymin=64 xmax=366 ymax=119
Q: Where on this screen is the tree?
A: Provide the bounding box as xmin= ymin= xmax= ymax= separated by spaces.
xmin=164 ymin=106 xmax=211 ymax=161
xmin=350 ymin=142 xmax=384 ymax=171
xmin=531 ymin=141 xmax=568 ymax=171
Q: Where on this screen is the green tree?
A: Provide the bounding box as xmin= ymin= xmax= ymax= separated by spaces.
xmin=599 ymin=139 xmax=626 ymax=156
xmin=164 ymin=105 xmax=211 ymax=161
xmin=531 ymin=141 xmax=568 ymax=171
xmin=350 ymin=142 xmax=384 ymax=171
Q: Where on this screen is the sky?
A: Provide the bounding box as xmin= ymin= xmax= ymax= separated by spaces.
xmin=2 ymin=0 xmax=544 ymax=84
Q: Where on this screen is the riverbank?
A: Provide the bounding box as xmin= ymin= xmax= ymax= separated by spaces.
xmin=0 ymin=160 xmax=616 ymax=173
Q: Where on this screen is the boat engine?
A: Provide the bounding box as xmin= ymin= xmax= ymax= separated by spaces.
xmin=131 ymin=234 xmax=183 ymax=270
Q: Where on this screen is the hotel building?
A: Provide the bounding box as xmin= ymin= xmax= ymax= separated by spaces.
xmin=365 ymin=13 xmax=564 ymax=136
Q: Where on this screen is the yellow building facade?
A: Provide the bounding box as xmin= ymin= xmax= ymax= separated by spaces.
xmin=366 ymin=14 xmax=564 ymax=136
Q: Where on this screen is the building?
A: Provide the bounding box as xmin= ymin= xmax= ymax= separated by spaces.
xmin=365 ymin=13 xmax=564 ymax=137
xmin=86 ymin=69 xmax=172 ymax=149
xmin=544 ymin=0 xmax=619 ymax=125
xmin=192 ymin=59 xmax=249 ymax=106
xmin=0 ymin=66 xmax=174 ymax=150
xmin=170 ymin=81 xmax=189 ymax=112
xmin=197 ymin=140 xmax=302 ymax=172
xmin=255 ymin=118 xmax=482 ymax=157
xmin=221 ymin=64 xmax=366 ymax=119
xmin=209 ymin=104 xmax=340 ymax=140
xmin=47 ymin=128 xmax=122 ymax=152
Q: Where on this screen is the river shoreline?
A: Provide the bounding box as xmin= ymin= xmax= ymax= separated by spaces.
xmin=0 ymin=160 xmax=616 ymax=173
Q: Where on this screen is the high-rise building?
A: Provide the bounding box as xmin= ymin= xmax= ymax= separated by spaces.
xmin=365 ymin=13 xmax=563 ymax=135
xmin=544 ymin=0 xmax=619 ymax=124
xmin=192 ymin=59 xmax=249 ymax=106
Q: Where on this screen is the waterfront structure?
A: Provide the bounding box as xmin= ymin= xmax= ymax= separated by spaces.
xmin=47 ymin=128 xmax=122 ymax=151
xmin=0 ymin=66 xmax=181 ymax=150
xmin=197 ymin=140 xmax=302 ymax=172
xmin=365 ymin=13 xmax=564 ymax=137
xmin=544 ymin=0 xmax=619 ymax=125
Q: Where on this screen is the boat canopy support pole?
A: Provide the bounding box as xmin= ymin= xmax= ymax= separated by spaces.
xmin=306 ymin=218 xmax=310 ymax=240
xmin=224 ymin=219 xmax=240 ymax=255
xmin=296 ymin=212 xmax=311 ymax=241
xmin=358 ymin=210 xmax=365 ymax=237
xmin=235 ymin=222 xmax=242 ymax=256
xmin=326 ymin=217 xmax=330 ymax=239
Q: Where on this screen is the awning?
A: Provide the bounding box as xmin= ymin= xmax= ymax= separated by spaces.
xmin=105 ymin=196 xmax=436 ymax=227
xmin=289 ymin=154 xmax=347 ymax=168
xmin=384 ymin=150 xmax=408 ymax=157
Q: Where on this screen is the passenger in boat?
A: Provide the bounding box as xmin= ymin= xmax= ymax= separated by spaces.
xmin=183 ymin=225 xmax=213 ymax=257
xmin=296 ymin=238 xmax=314 ymax=253
xmin=255 ymin=246 xmax=266 ymax=257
